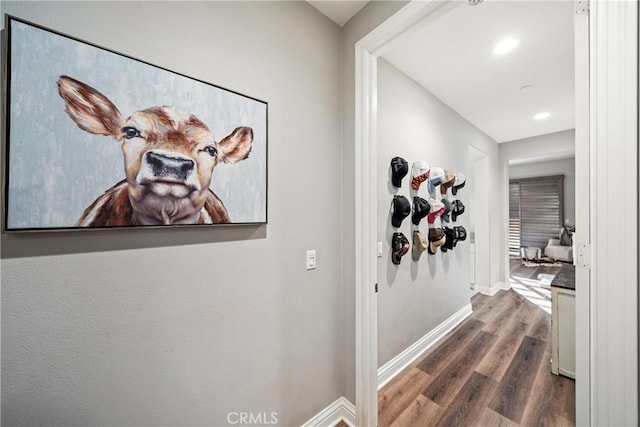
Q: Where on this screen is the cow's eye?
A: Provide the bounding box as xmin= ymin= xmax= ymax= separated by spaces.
xmin=122 ymin=126 xmax=141 ymax=139
xmin=202 ymin=145 xmax=217 ymax=157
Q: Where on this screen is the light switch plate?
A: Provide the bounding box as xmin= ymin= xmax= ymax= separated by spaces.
xmin=306 ymin=250 xmax=317 ymax=270
xmin=377 ymin=242 xmax=383 ymax=257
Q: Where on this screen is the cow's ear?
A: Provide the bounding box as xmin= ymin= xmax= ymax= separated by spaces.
xmin=57 ymin=75 xmax=124 ymax=136
xmin=217 ymin=127 xmax=253 ymax=164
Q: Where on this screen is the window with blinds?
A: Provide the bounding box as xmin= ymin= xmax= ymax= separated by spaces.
xmin=508 ymin=183 xmax=521 ymax=256
xmin=509 ymin=176 xmax=564 ymax=253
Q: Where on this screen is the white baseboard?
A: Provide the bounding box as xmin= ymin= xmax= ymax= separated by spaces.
xmin=301 ymin=396 xmax=356 ymax=427
xmin=377 ymin=302 xmax=473 ymax=390
xmin=475 ymin=281 xmax=510 ymax=296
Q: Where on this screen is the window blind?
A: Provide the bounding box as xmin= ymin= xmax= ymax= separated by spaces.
xmin=509 ymin=176 xmax=564 ymax=250
xmin=508 ymin=183 xmax=521 ymax=256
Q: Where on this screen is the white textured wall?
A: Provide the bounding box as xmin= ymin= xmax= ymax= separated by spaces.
xmin=376 ymin=59 xmax=500 ymax=366
xmin=509 ymin=157 xmax=576 ymax=227
xmin=500 ymin=129 xmax=575 ymax=163
xmin=1 ymin=2 xmax=343 ymax=425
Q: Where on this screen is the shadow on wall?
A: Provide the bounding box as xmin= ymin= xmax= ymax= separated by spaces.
xmin=0 ymin=225 xmax=267 ymax=259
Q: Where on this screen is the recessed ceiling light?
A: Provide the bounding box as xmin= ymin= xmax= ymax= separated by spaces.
xmin=534 ymin=112 xmax=551 ymax=120
xmin=493 ymin=38 xmax=519 ymax=55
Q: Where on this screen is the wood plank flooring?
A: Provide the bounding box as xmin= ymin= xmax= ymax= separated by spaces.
xmin=378 ymin=289 xmax=575 ymax=426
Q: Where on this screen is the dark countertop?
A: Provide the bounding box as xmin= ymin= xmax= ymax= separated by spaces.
xmin=551 ymin=264 xmax=576 ymax=290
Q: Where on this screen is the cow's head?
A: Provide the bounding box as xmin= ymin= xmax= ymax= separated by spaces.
xmin=57 ymin=75 xmax=253 ymax=224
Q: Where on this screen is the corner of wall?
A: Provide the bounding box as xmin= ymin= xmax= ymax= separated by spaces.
xmin=301 ymin=397 xmax=356 ymax=427
xmin=475 ymin=281 xmax=511 ymax=296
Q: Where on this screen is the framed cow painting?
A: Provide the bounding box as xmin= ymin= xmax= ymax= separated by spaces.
xmin=3 ymin=16 xmax=268 ymax=231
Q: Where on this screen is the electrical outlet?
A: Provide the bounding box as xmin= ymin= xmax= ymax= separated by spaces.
xmin=377 ymin=241 xmax=383 ymax=257
xmin=306 ymin=250 xmax=317 ymax=270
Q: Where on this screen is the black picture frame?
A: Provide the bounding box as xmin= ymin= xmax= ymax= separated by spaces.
xmin=3 ymin=15 xmax=268 ymax=232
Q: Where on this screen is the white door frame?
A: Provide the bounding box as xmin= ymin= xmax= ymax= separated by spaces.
xmin=354 ymin=3 xmax=460 ymax=424
xmin=354 ymin=0 xmax=638 ymax=425
xmin=468 ymin=145 xmax=491 ymax=295
xmin=573 ymin=4 xmax=591 ymax=425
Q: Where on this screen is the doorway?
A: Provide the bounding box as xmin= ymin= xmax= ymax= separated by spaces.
xmin=353 ymin=1 xmax=617 ymax=426
xmin=468 ymin=145 xmax=490 ymax=295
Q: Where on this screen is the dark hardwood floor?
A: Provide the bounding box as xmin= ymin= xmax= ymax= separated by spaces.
xmin=378 ymin=287 xmax=575 ymax=426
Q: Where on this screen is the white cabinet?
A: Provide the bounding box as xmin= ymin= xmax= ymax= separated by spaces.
xmin=551 ymin=285 xmax=576 ymax=379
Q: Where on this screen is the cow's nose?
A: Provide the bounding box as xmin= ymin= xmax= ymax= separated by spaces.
xmin=146 ymin=151 xmax=194 ymax=180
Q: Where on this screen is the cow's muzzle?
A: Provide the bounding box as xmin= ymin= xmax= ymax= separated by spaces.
xmin=145 ymin=151 xmax=194 ymax=181
xmin=136 ymin=150 xmax=201 ymax=196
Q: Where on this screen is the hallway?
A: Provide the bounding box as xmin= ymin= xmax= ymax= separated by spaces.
xmin=378 ymin=290 xmax=575 ymax=426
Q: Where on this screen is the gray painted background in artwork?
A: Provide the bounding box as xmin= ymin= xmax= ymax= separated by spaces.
xmin=7 ymin=20 xmax=267 ymax=229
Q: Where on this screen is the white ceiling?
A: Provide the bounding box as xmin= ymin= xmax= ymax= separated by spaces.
xmin=382 ymin=0 xmax=575 ymax=143
xmin=307 ymin=0 xmax=369 ymax=27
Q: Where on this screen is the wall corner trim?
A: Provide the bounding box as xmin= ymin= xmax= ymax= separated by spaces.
xmin=377 ymin=302 xmax=473 ymax=390
xmin=476 ymin=281 xmax=511 ymax=297
xmin=301 ymin=396 xmax=356 ymax=427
